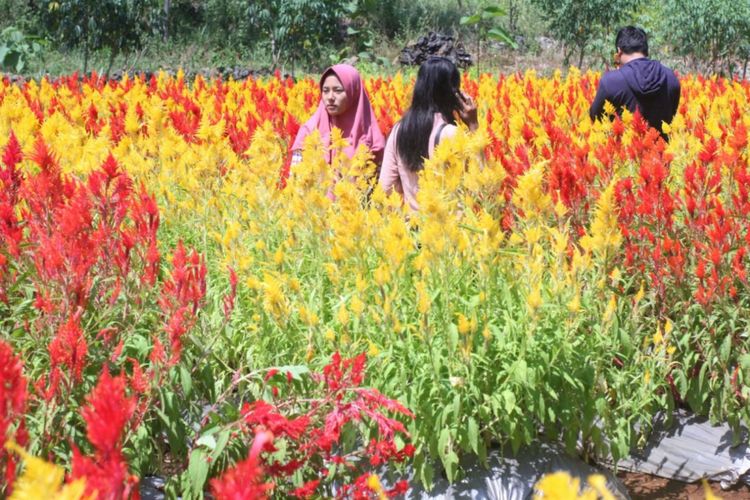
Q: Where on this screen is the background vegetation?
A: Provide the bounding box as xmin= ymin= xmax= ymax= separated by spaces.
xmin=0 ymin=0 xmax=748 ymax=78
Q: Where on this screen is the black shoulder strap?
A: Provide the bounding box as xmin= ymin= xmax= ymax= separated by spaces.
xmin=434 ymin=122 xmax=449 ymax=148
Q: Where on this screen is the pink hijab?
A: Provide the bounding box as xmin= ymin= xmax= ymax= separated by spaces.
xmin=292 ymin=64 xmax=385 ymax=164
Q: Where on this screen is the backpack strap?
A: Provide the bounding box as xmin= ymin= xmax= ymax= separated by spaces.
xmin=433 ymin=122 xmax=449 ymax=148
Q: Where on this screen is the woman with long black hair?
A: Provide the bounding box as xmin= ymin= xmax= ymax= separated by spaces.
xmin=378 ymin=56 xmax=478 ymax=210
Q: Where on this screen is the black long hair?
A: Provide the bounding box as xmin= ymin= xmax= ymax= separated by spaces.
xmin=396 ymin=57 xmax=462 ymax=172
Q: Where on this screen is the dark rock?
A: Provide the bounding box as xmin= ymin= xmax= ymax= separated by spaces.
xmin=399 ymin=32 xmax=473 ymax=69
xmin=140 ymin=475 xmax=166 ymax=500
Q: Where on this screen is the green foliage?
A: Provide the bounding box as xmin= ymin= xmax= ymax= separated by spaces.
xmin=460 ymin=5 xmax=516 ymax=47
xmin=659 ymin=0 xmax=750 ymax=75
xmin=460 ymin=4 xmax=517 ymax=71
xmin=0 ymin=0 xmax=38 ymax=31
xmin=530 ymin=0 xmax=643 ymax=67
xmin=0 ymin=26 xmax=43 ymax=73
xmin=40 ymin=0 xmax=153 ymax=74
xmin=245 ymin=0 xmax=348 ymax=70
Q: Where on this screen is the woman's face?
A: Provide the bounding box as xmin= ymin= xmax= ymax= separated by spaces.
xmin=321 ymin=74 xmax=350 ymax=117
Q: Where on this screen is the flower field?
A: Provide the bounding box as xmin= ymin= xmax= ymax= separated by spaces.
xmin=0 ymin=68 xmax=749 ymax=498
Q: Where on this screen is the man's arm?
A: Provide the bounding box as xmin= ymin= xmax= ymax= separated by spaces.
xmin=589 ymin=77 xmax=609 ymax=121
xmin=671 ymin=77 xmax=681 ymax=119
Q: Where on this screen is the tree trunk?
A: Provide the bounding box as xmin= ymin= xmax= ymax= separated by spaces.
xmin=508 ymin=0 xmax=518 ymax=33
xmin=106 ymin=48 xmax=117 ymax=78
xmin=83 ymin=40 xmax=89 ymax=76
xmin=271 ymin=37 xmax=279 ymax=70
xmin=163 ymin=0 xmax=171 ymax=42
xmin=578 ymin=45 xmax=585 ymax=69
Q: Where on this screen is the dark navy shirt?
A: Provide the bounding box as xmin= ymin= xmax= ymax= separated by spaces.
xmin=589 ymin=58 xmax=681 ymax=139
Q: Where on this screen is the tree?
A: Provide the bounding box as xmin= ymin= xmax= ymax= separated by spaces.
xmin=246 ymin=0 xmax=347 ymax=71
xmin=41 ymin=0 xmax=153 ymax=76
xmin=660 ymin=0 xmax=750 ymax=76
xmin=531 ymin=0 xmax=642 ymax=68
xmin=460 ymin=4 xmax=517 ymax=73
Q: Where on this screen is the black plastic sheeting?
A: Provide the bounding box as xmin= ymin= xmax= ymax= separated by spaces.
xmin=139 ymin=410 xmax=750 ymax=498
xmin=393 ymin=442 xmax=629 ymax=499
xmin=599 ymin=410 xmax=750 ymax=490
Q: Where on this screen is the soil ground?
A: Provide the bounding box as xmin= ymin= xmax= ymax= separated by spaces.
xmin=618 ymin=471 xmax=750 ymax=499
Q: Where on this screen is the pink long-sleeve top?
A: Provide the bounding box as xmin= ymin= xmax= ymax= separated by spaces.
xmin=378 ymin=113 xmax=457 ymax=211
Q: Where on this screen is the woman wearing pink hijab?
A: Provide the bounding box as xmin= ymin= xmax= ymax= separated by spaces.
xmin=291 ymin=64 xmax=385 ymax=167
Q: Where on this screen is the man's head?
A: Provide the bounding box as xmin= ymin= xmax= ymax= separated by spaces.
xmin=615 ymin=26 xmax=649 ymax=57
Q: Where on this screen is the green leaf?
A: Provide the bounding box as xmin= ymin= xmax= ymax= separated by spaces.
xmin=512 ymin=359 xmax=527 ymax=384
xmin=180 ymin=365 xmax=193 ymax=398
xmin=211 ymin=430 xmax=230 ymax=461
xmin=719 ymin=333 xmax=732 ymax=364
xmin=269 ymin=365 xmax=310 ymax=380
xmin=739 ymin=354 xmax=750 ymax=371
xmin=3 ymin=51 xmax=19 ymax=72
xmin=444 ymin=451 xmax=459 ymax=482
xmin=448 ymin=323 xmax=459 ymax=352
xmin=487 ymin=27 xmax=517 ymax=48
xmin=502 ymin=389 xmax=516 ymax=414
xmin=460 ymin=14 xmax=482 ymax=26
xmin=467 ymin=417 xmax=479 ymax=454
xmin=195 ymin=434 xmax=216 ymax=451
xmin=188 ymin=448 xmax=209 ymax=497
xmin=437 ymin=427 xmax=450 ymax=463
xmin=482 ymin=5 xmax=507 ymax=16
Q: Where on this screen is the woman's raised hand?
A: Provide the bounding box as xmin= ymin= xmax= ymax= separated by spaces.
xmin=456 ymin=91 xmax=478 ymax=131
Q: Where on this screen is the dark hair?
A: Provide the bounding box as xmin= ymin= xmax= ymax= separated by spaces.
xmin=396 ymin=57 xmax=461 ymax=172
xmin=615 ymin=26 xmax=649 ymax=57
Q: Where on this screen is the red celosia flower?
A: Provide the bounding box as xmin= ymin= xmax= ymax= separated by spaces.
xmin=0 ymin=340 xmax=28 ymax=490
xmin=211 ymin=430 xmax=274 ymax=500
xmin=290 ymin=479 xmax=320 ymax=498
xmin=80 ymin=369 xmax=136 ymax=456
xmin=48 ymin=314 xmax=88 ymax=384
xmin=222 ymin=266 xmax=238 ymax=320
xmin=71 ymin=369 xmax=138 ymax=499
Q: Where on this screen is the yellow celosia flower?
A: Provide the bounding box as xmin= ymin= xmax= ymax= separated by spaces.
xmin=262 ymin=273 xmax=287 ymax=318
xmin=368 ymin=341 xmax=380 ymax=357
xmin=415 ymin=280 xmax=431 ymax=315
xmin=533 ymin=472 xmax=583 ymax=499
xmin=527 ymin=283 xmax=542 ymax=313
xmin=482 ymin=327 xmax=491 ymax=340
xmin=664 ymin=319 xmax=673 ymax=335
xmin=337 ymin=302 xmax=349 ymax=325
xmin=5 ymin=441 xmax=88 ymax=500
xmin=603 ymin=294 xmax=617 ymax=322
xmin=554 ymin=200 xmax=568 ymax=218
xmin=609 ymin=268 xmax=621 ymax=282
xmin=373 ymin=264 xmax=390 ymax=287
xmin=533 ymin=471 xmax=616 ymax=500
xmin=457 ymin=313 xmax=472 ymax=335
xmin=366 ymin=474 xmax=387 ymax=500
xmin=703 ymin=479 xmax=722 ymax=500
xmin=567 ymin=293 xmax=581 ymax=313
xmin=524 ymin=225 xmax=543 ymax=246
xmin=582 ymin=178 xmax=622 ymax=259
xmin=512 ymin=162 xmax=552 ymax=218
xmin=653 ymin=325 xmax=664 ymax=345
xmin=351 ymin=296 xmax=366 ymax=316
xmin=633 ymin=281 xmax=645 ymax=304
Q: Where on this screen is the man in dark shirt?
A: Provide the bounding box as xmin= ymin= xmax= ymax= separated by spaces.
xmin=589 ymin=26 xmax=680 ymax=140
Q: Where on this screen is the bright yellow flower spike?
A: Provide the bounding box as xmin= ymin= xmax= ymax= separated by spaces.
xmin=5 ymin=441 xmax=89 ymax=500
